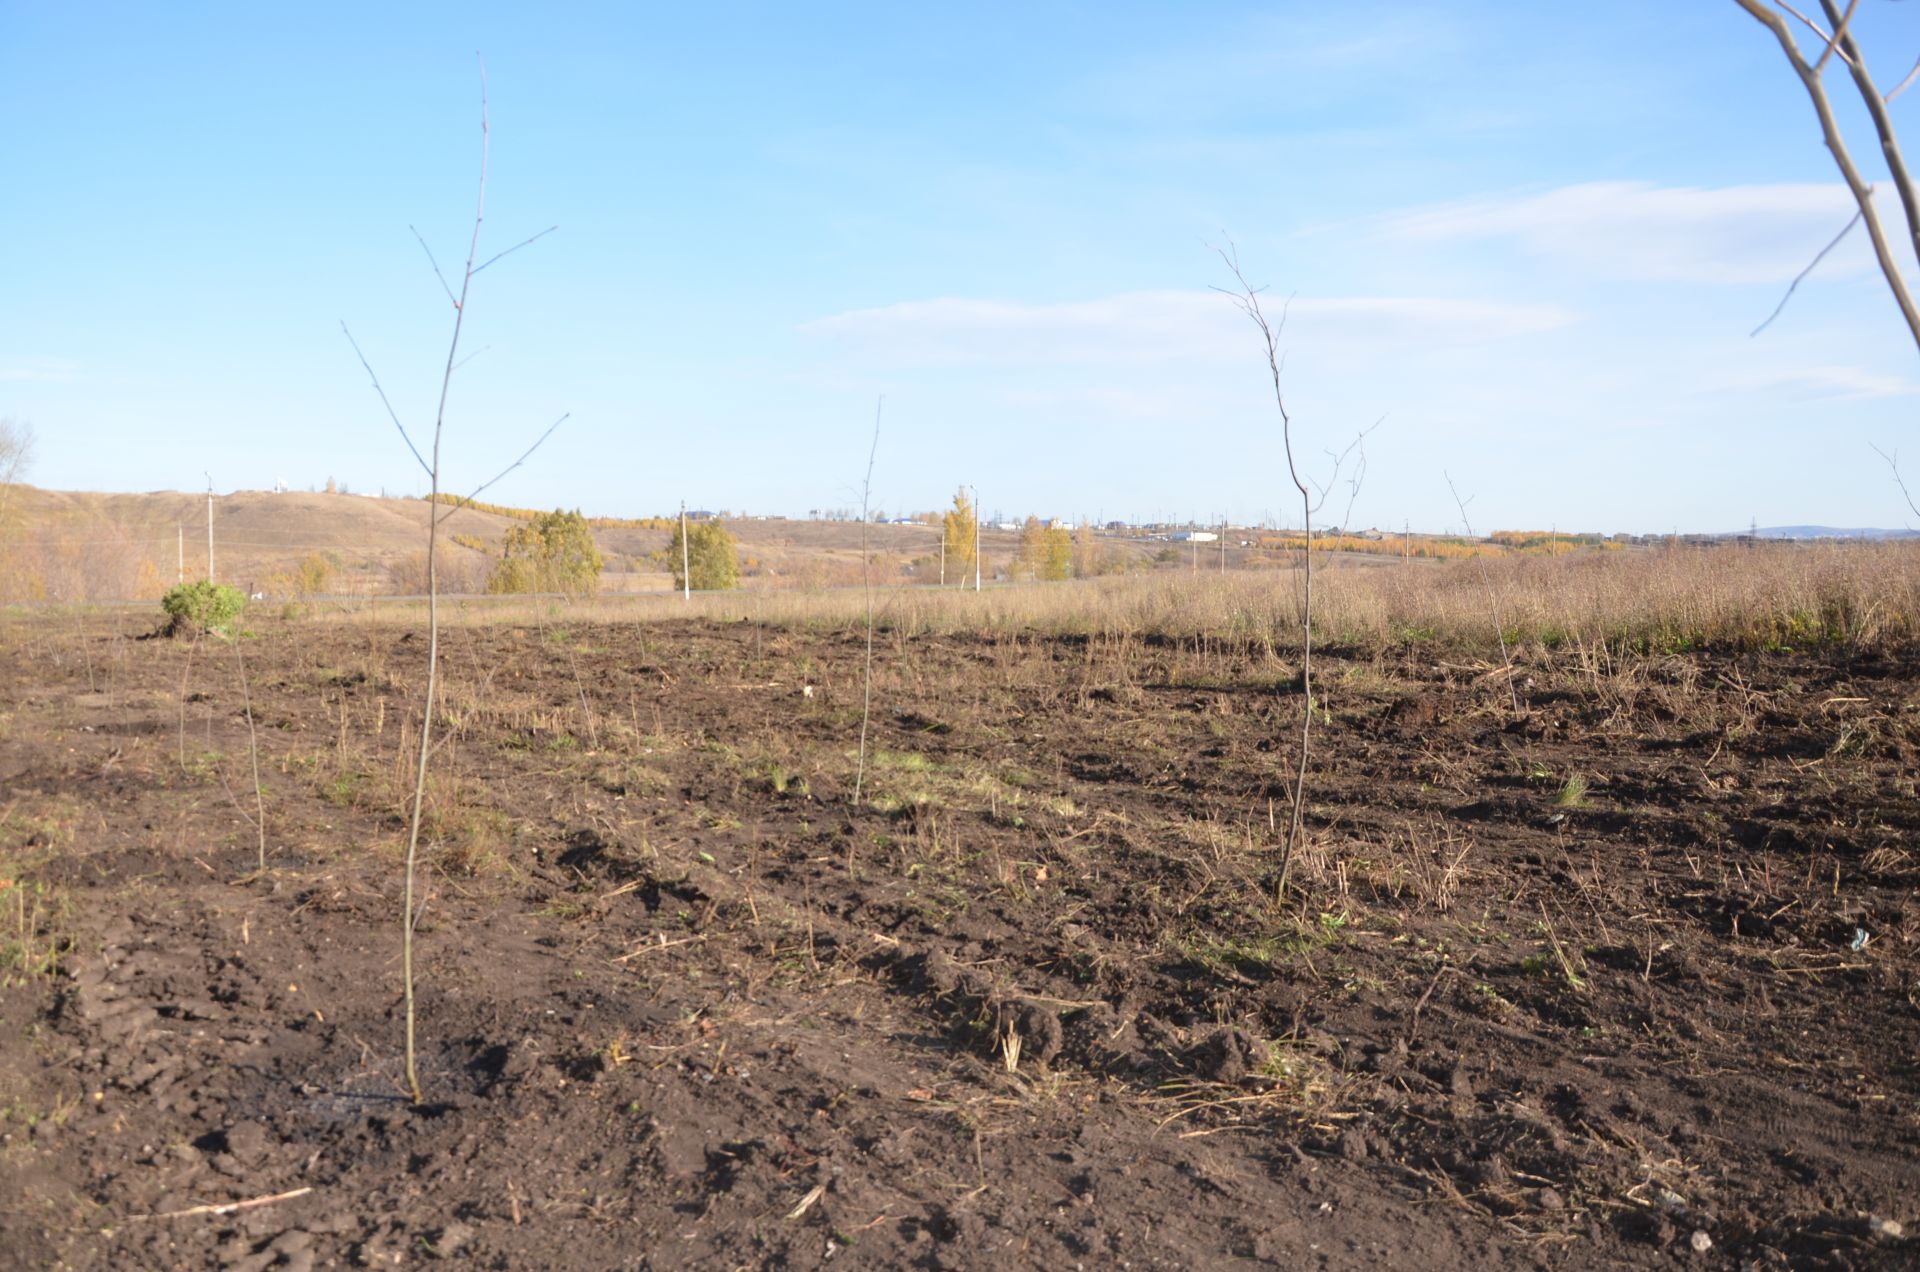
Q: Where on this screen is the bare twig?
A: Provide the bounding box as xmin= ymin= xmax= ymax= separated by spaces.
xmin=340 ymin=323 xmax=432 ymax=479
xmin=1886 ymin=55 xmax=1920 ymax=104
xmin=1751 ymin=207 xmax=1862 ymax=336
xmin=1819 ymin=0 xmax=1920 ymax=290
xmin=1870 ymin=443 xmax=1920 ymax=519
xmin=409 ymin=225 xmax=459 ymax=309
xmin=431 ymin=412 xmax=570 ymax=528
xmin=473 ymin=224 xmax=559 ymax=275
xmin=1812 ymin=0 xmax=1858 ymax=74
xmin=134 ymin=1187 xmax=313 ymax=1221
xmin=1735 ymin=0 xmax=1920 ymax=351
xmin=451 ymin=344 xmax=492 ymax=372
xmin=1770 ymin=0 xmax=1862 ymax=72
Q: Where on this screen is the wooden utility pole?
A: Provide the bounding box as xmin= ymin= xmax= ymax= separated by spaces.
xmin=204 ymin=475 xmax=214 ymax=582
xmin=680 ymin=501 xmax=690 ymax=601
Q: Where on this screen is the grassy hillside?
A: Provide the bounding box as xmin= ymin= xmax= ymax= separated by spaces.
xmin=0 ymin=488 xmax=1058 ymax=601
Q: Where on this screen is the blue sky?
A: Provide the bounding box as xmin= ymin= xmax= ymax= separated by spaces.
xmin=3 ymin=1 xmax=1917 ymax=533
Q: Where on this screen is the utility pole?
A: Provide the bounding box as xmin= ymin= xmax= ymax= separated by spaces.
xmin=204 ymin=474 xmax=214 ymax=582
xmin=971 ymin=485 xmax=980 ymax=591
xmin=177 ymin=525 xmax=184 ymax=584
xmin=939 ymin=532 xmax=945 ymax=586
xmin=680 ymin=501 xmax=691 ymax=601
xmin=1220 ymin=517 xmax=1227 ymax=574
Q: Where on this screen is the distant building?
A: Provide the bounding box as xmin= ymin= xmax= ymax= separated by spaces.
xmin=1168 ymin=531 xmax=1218 ymax=543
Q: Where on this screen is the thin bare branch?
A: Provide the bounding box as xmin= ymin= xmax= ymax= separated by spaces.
xmin=1736 ymin=0 xmax=1920 ymax=351
xmin=1870 ymin=443 xmax=1920 ymax=519
xmin=341 ymin=322 xmax=432 ymax=479
xmin=1887 ymin=55 xmax=1920 ymax=103
xmin=409 ymin=225 xmax=459 ymax=308
xmin=1812 ymin=0 xmax=1858 ymax=74
xmin=1767 ymin=0 xmax=1862 ymax=72
xmin=432 ymin=412 xmax=570 ymax=528
xmin=1820 ymin=0 xmax=1920 ymax=287
xmin=451 ymin=344 xmax=491 ymax=372
xmin=1751 ymin=206 xmax=1863 ymax=336
xmin=472 ymin=224 xmax=559 ymax=276
xmin=1338 ymin=420 xmax=1383 ymax=530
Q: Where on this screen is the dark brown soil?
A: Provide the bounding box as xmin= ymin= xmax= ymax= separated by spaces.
xmin=2 ymin=612 xmax=1916 ymax=1269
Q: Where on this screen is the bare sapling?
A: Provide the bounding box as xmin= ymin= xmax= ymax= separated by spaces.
xmin=234 ymin=637 xmax=266 ymax=871
xmin=1444 ymin=472 xmax=1523 ymax=718
xmin=344 ymin=60 xmax=563 ymax=1105
xmin=1215 ymin=244 xmax=1371 ymax=901
xmin=852 ymin=397 xmax=883 ymax=817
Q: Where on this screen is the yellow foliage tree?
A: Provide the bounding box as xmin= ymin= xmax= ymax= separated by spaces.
xmin=1042 ymin=523 xmax=1073 ymax=581
xmin=941 ymin=487 xmax=977 ymax=586
xmin=488 ymin=509 xmax=605 ymax=596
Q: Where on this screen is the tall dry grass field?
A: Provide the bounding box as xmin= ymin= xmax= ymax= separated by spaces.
xmin=303 ymin=542 xmax=1920 ymax=658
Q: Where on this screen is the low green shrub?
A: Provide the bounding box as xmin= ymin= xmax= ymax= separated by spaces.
xmin=161 ymin=580 xmax=247 ymax=638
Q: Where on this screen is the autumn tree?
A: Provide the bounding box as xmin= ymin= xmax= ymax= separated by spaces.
xmin=941 ymin=487 xmax=977 ymax=586
xmin=666 ymin=517 xmax=740 ymax=591
xmin=1042 ymin=522 xmax=1073 ymax=580
xmin=489 ymin=508 xmax=604 ymax=595
xmin=1074 ymin=518 xmax=1106 ymax=578
xmin=1012 ymin=516 xmax=1044 ymax=580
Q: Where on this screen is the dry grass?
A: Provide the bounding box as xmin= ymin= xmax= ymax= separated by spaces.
xmin=291 ymin=542 xmax=1920 ymax=658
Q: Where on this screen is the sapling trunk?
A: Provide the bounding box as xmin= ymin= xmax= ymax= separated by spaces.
xmin=349 ymin=62 xmax=562 ymax=1105
xmin=852 ymin=398 xmax=882 ymax=818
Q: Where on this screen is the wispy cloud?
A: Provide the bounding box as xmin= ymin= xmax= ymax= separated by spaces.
xmin=0 ymin=356 xmax=81 ymax=383
xmin=1724 ymin=363 xmax=1920 ymax=402
xmin=1381 ymin=181 xmax=1868 ymax=284
xmin=799 ymin=290 xmax=1578 ymax=369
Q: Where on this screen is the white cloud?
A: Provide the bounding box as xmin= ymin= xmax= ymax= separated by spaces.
xmin=1725 ymin=363 xmax=1920 ymax=402
xmin=0 ymin=356 xmax=81 ymax=383
xmin=799 ymin=290 xmax=1578 ymax=369
xmin=1382 ymin=181 xmax=1868 ymax=284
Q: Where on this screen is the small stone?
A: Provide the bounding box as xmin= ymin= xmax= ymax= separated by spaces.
xmin=1869 ymin=1217 xmax=1904 ymax=1240
xmin=1534 ymin=1187 xmax=1565 ymax=1212
xmin=1689 ymin=1230 xmax=1713 ymax=1254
